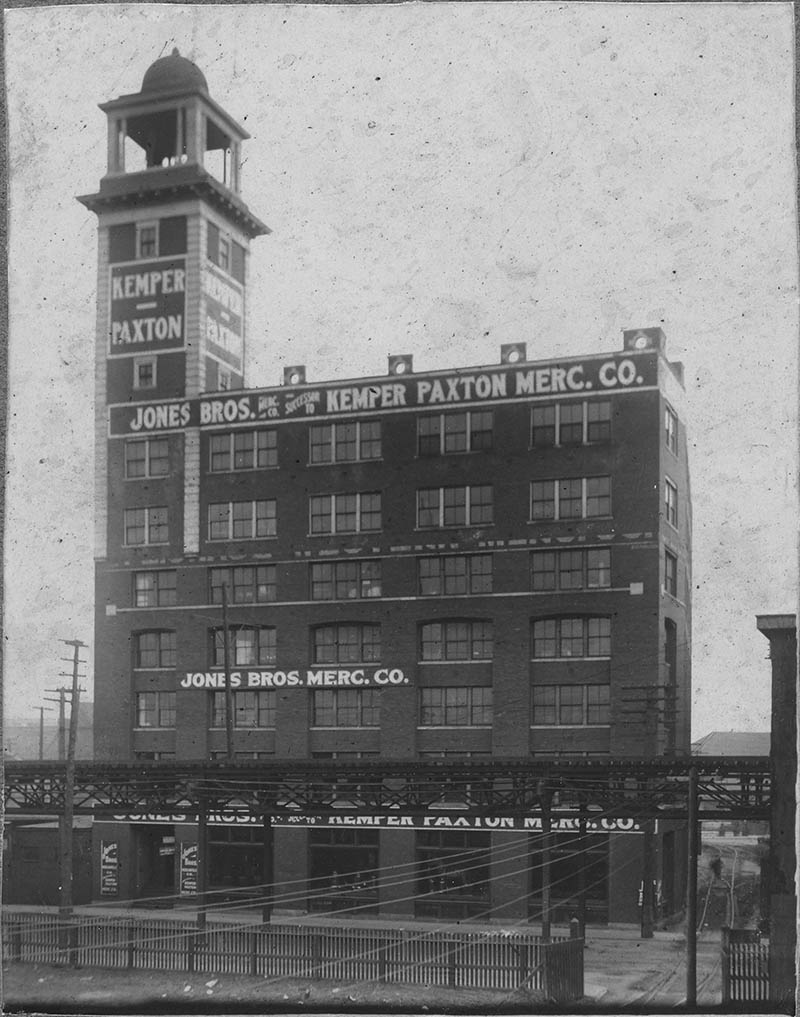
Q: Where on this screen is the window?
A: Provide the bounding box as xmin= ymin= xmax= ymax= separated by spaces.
xmin=310 ymin=560 xmax=382 ymax=600
xmin=212 ymin=626 xmax=276 ymax=667
xmin=208 ymin=500 xmax=276 ymax=540
xmin=133 ymin=630 xmax=176 ymax=668
xmin=529 ymin=477 xmax=611 ymax=520
xmin=124 ymin=506 xmax=168 ymax=545
xmin=134 ymin=751 xmax=176 ymax=761
xmin=218 ymin=369 xmax=231 ymax=391
xmin=313 ymin=624 xmax=381 ymax=663
xmin=133 ymin=357 xmax=156 ymax=390
xmin=211 ymin=690 xmax=276 ymax=728
xmin=417 ymin=411 xmax=493 ymax=455
xmin=309 ymin=493 xmax=382 ymax=534
xmin=125 ymin=437 xmax=169 ymax=478
xmin=416 ymin=831 xmax=490 ymax=916
xmin=531 ymin=617 xmax=611 ymax=658
xmin=136 ymin=221 xmax=158 ymax=258
xmin=135 ymin=691 xmax=176 ymax=728
xmin=416 ymin=486 xmax=493 ymax=528
xmin=531 ymin=684 xmax=610 ymax=726
xmin=665 ymin=405 xmax=678 ymax=454
xmin=419 ymin=620 xmax=493 ymax=661
xmin=531 ymin=401 xmax=612 ymax=446
xmin=665 ymin=478 xmax=678 ymax=528
xmin=133 ymin=570 xmax=176 ymax=607
xmin=309 ymin=829 xmax=379 ymax=912
xmin=209 ymin=430 xmax=277 ymax=471
xmin=210 ymin=565 xmax=276 ymax=604
xmin=218 ymin=235 xmax=231 ymax=273
xmin=531 ymin=548 xmax=611 ymax=591
xmin=664 ymin=549 xmax=678 ymax=597
xmin=309 ymin=421 xmax=382 ymax=463
xmin=312 ymin=689 xmax=380 ymax=727
xmin=418 ymin=554 xmax=493 ymax=596
xmin=419 ymin=687 xmax=493 ymax=726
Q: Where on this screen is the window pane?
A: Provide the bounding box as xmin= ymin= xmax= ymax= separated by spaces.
xmin=531 ymin=482 xmax=555 ymax=520
xmin=587 ymin=401 xmax=611 ymax=442
xmin=443 ymin=556 xmax=468 ymax=595
xmin=531 ymin=406 xmax=556 ymax=446
xmin=310 ymin=495 xmax=331 ymax=534
xmin=359 ymin=421 xmax=382 ymax=460
xmin=558 ymin=550 xmax=583 ymax=590
xmin=531 ymin=552 xmax=556 ymax=591
xmin=419 ymin=558 xmax=441 ymax=596
xmin=559 ymin=685 xmax=583 ymax=724
xmin=443 ymin=413 xmax=468 ymax=453
xmin=420 ymin=623 xmax=443 ymax=660
xmin=587 ymin=617 xmax=611 ymax=656
xmin=417 ymin=489 xmax=440 ymax=527
xmin=586 ymin=685 xmax=610 ymax=724
xmin=255 ymin=500 xmax=276 ymax=537
xmin=360 ymin=560 xmax=382 ymax=598
xmin=336 ymin=689 xmax=359 ymax=726
xmin=470 ymin=555 xmax=492 ymax=593
xmin=360 ymin=689 xmax=380 ymax=726
xmin=125 ymin=508 xmax=145 ymax=545
xmin=134 ymin=572 xmax=156 ymax=607
xmin=586 ymin=476 xmax=611 ymax=517
xmin=420 ymin=688 xmax=442 ymax=725
xmin=532 ymin=619 xmax=557 ymax=658
xmin=360 ymin=493 xmax=382 ymax=531
xmin=532 ymin=686 xmax=556 ymax=725
xmin=444 ymin=687 xmax=469 ymax=725
xmin=125 ymin=441 xmax=147 ymax=478
xmin=257 ymin=430 xmax=278 ymax=468
xmin=232 ymin=501 xmax=253 ymax=538
xmin=559 ymin=618 xmax=584 ymax=657
xmin=334 ymin=561 xmax=359 ymax=600
xmin=559 ymin=403 xmax=583 ymax=444
xmin=310 ymin=425 xmax=332 ymax=464
xmin=334 ymin=423 xmax=357 ymax=461
xmin=148 ymin=507 xmax=168 ymax=543
xmin=311 ymin=563 xmax=333 ymax=600
xmin=210 ymin=435 xmax=230 ymax=472
xmin=313 ymin=690 xmax=336 ymax=726
xmin=469 ymin=486 xmax=493 ymax=525
xmin=418 ymin=417 xmax=441 ymax=456
xmin=471 ymin=621 xmax=493 ymax=658
xmin=471 ymin=687 xmax=493 ymax=724
xmin=443 ymin=487 xmax=466 ymax=526
xmin=558 ymin=479 xmax=582 ymax=519
xmin=335 ymin=494 xmax=357 ymax=533
xmin=209 ymin=503 xmax=230 ymax=540
xmin=587 ymin=549 xmax=611 ymax=588
xmin=470 ymin=411 xmax=493 ymax=451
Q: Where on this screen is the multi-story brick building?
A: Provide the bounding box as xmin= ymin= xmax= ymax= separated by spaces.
xmin=81 ymin=51 xmax=691 ymax=924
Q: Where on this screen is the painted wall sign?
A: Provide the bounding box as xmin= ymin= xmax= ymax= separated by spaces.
xmin=110 ymin=812 xmax=258 ymax=826
xmin=203 ymin=265 xmax=244 ymax=370
xmin=100 ymin=840 xmax=119 ymax=895
xmin=108 ymin=257 xmax=186 ymax=355
xmin=179 ymin=843 xmax=197 ymax=896
xmin=272 ymin=813 xmax=646 ymax=833
xmin=180 ymin=668 xmax=408 ymax=689
xmin=108 ymin=352 xmax=658 ymax=435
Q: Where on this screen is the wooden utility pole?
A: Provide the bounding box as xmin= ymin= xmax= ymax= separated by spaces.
xmin=222 ymin=583 xmax=234 ymax=761
xmin=36 ymin=705 xmax=53 ymax=760
xmin=44 ymin=688 xmax=67 ymax=759
xmin=685 ymin=766 xmax=699 ymax=1006
xmin=56 ymin=639 xmax=87 ymax=955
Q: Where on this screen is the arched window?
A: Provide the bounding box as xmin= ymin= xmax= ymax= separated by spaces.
xmin=419 ymin=620 xmax=493 ymax=661
xmin=211 ymin=626 xmax=276 ymax=667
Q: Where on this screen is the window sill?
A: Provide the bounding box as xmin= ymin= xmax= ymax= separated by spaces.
xmin=529 ymin=724 xmax=611 ymax=730
xmin=416 ymin=725 xmax=492 ymax=730
xmin=207 ymin=466 xmax=279 ymax=475
xmin=418 ymin=659 xmax=494 ymax=665
xmin=124 ymin=474 xmax=169 ymax=482
xmin=527 ymin=515 xmax=613 ymax=525
xmin=310 ymin=726 xmax=380 ymax=731
xmin=307 ymin=459 xmax=384 ymax=467
xmin=207 ymin=535 xmax=278 ymax=542
xmin=529 ymin=656 xmax=611 ymax=662
xmin=124 ymin=542 xmax=170 ymax=549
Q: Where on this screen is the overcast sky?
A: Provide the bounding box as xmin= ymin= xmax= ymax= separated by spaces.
xmin=4 ymin=3 xmax=797 ymax=739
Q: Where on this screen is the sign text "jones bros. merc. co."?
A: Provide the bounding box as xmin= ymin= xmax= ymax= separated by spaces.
xmin=110 ymin=353 xmax=657 ymax=436
xmin=181 ymin=668 xmax=408 ymax=689
xmin=108 ymin=258 xmax=186 ymax=355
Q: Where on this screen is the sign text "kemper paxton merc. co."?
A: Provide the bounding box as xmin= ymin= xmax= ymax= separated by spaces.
xmin=273 ymin=813 xmax=645 ymax=833
xmin=109 ymin=353 xmax=657 ymax=436
xmin=108 ymin=258 xmax=186 ymax=356
xmin=180 ymin=668 xmax=408 ymax=689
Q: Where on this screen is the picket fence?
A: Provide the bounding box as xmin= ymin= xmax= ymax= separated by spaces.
xmin=720 ymin=927 xmax=769 ymax=1006
xmin=2 ymin=909 xmax=584 ymax=1001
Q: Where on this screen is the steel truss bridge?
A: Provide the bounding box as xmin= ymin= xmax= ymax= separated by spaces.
xmin=4 ymin=755 xmax=771 ymax=822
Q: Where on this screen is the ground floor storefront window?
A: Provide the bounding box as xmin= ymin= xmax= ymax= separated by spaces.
xmin=208 ymin=827 xmax=265 ymax=903
xmin=308 ymin=829 xmax=379 ymax=915
xmin=528 ymin=832 xmax=609 ymax=925
xmin=415 ymin=831 xmax=490 ymax=919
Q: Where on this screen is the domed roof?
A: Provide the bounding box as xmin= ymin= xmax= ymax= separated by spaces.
xmin=141 ymin=48 xmax=208 ymax=96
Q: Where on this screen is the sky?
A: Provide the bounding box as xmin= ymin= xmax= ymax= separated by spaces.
xmin=4 ymin=2 xmax=798 ymax=738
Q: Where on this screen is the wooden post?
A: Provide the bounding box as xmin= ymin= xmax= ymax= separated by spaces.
xmin=541 ymin=810 xmax=552 ymax=941
xmin=222 ymin=584 xmax=234 ymax=761
xmin=641 ymin=819 xmax=655 ymax=939
xmin=261 ymin=816 xmax=273 ymax=923
xmin=197 ymin=808 xmax=208 ymax=931
xmin=686 ymin=766 xmax=699 ymax=1006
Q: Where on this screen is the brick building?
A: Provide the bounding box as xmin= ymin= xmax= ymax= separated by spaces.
xmin=80 ymin=51 xmax=691 ymax=923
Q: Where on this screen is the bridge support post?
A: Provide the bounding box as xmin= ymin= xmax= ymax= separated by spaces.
xmin=686 ymin=766 xmax=698 ymax=1006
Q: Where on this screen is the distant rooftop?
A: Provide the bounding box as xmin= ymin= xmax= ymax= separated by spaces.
xmin=692 ymin=731 xmax=770 ymax=756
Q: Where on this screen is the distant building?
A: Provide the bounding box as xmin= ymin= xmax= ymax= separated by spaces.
xmin=691 ymin=731 xmax=770 ymax=757
xmin=79 ymin=50 xmax=692 ymax=924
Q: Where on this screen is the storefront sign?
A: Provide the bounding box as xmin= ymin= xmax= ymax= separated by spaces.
xmin=108 ymin=353 xmax=658 ymax=436
xmin=108 ymin=258 xmax=186 ymax=355
xmin=271 ymin=813 xmax=646 ymax=833
xmin=203 ymin=265 xmax=244 ymax=370
xmin=100 ymin=840 xmax=119 ymax=895
xmin=180 ymin=668 xmax=408 ymax=689
xmin=179 ymin=843 xmax=197 ymax=896
xmin=110 ymin=812 xmax=258 ymax=825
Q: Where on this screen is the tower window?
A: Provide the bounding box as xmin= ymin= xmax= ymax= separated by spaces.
xmin=136 ymin=222 xmax=158 ymax=259
xmin=133 ymin=357 xmax=157 ymax=390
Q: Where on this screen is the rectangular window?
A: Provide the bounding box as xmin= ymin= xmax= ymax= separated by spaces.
xmin=309 ymin=492 xmax=382 ymax=534
xmin=136 ymin=691 xmax=176 ymax=728
xmin=529 ymin=477 xmax=611 ymax=521
xmin=418 ymin=554 xmax=493 ymax=596
xmin=125 ymin=437 xmax=169 ymax=479
xmin=532 ymin=617 xmax=610 ymax=659
xmin=664 ymin=549 xmax=678 ymax=597
xmin=210 ymin=565 xmax=276 ymax=604
xmin=212 ymin=626 xmax=276 ymax=667
xmin=124 ymin=506 xmax=168 ymax=546
xmin=133 ymin=570 xmax=177 ymax=607
xmin=209 ymin=430 xmax=277 ymax=472
xmin=208 ymin=500 xmax=276 ymax=540
xmin=532 ymin=684 xmax=610 ymax=726
xmin=309 ymin=421 xmax=382 ymax=463
xmin=531 ymin=402 xmax=612 ymax=446
xmin=133 ymin=357 xmax=156 ymax=390
xmin=419 ymin=620 xmax=493 ymax=661
xmin=416 ymin=486 xmax=493 ymax=528
xmin=312 ymin=689 xmax=380 ymax=727
xmin=665 ymin=478 xmax=678 ymax=528
xmin=417 ymin=411 xmax=493 ymax=455
xmin=136 ymin=222 xmax=158 ymax=259
xmin=665 ymin=405 xmax=678 ymax=454
xmin=211 ymin=690 xmax=276 ymax=728
xmin=134 ymin=630 xmax=176 ymax=668
xmin=419 ymin=687 xmax=493 ymax=726
xmin=310 ymin=560 xmax=382 ymax=600
xmin=313 ymin=624 xmax=381 ymax=664
xmin=218 ymin=235 xmax=231 ymax=273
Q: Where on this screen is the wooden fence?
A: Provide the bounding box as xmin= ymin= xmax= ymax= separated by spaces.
xmin=1 ymin=909 xmax=584 ymax=1001
xmin=721 ymin=927 xmax=769 ymax=1005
